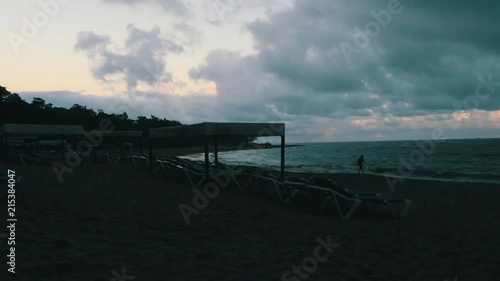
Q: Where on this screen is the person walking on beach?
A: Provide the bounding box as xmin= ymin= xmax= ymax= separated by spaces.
xmin=357 ymin=154 xmax=367 ymax=174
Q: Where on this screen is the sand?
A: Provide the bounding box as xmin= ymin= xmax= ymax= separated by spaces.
xmin=1 ymin=159 xmax=499 ymax=281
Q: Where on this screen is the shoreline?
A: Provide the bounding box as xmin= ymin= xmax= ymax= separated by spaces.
xmin=164 ymin=155 xmax=500 ymax=186
xmin=222 ymin=164 xmax=500 ymax=188
xmin=164 ymin=144 xmax=499 ymax=186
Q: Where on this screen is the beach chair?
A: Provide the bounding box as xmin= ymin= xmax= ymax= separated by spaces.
xmin=239 ymin=172 xmax=302 ymax=204
xmin=97 ymin=152 xmax=121 ymax=164
xmin=169 ymin=158 xmax=242 ymax=189
xmin=282 ymin=176 xmax=333 ymax=209
xmin=120 ymin=143 xmax=136 ymax=164
xmin=310 ymin=177 xmax=381 ymax=197
xmin=208 ymin=162 xmax=250 ymax=189
xmin=248 ymin=173 xmax=361 ymax=217
xmin=307 ymin=177 xmax=412 ymax=219
xmin=150 ymin=157 xmax=170 ymax=170
xmin=12 ymin=148 xmax=65 ymax=166
xmin=163 ymin=158 xmax=207 ymax=187
xmin=133 ymin=154 xmax=149 ymax=168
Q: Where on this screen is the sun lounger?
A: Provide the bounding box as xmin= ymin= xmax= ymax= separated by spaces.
xmin=133 ymin=154 xmax=150 ymax=168
xmin=167 ymin=158 xmax=245 ymax=189
xmin=303 ymin=183 xmax=362 ymax=219
xmin=97 ymin=152 xmax=138 ymax=165
xmin=306 ymin=177 xmax=412 ymax=219
xmin=96 ymin=152 xmax=119 ymax=164
xmin=310 ymin=177 xmax=381 ymax=197
xmin=13 ymin=149 xmax=65 ymax=166
xmin=157 ymin=158 xmax=207 ymax=187
xmin=238 ymin=172 xmax=303 ymax=204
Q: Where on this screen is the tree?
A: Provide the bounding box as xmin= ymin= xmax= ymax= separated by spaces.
xmin=0 ymin=85 xmax=10 ymax=103
xmin=31 ymin=97 xmax=46 ymax=109
xmin=0 ymin=84 xmax=187 ymax=136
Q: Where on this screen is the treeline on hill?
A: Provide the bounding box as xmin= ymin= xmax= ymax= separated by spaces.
xmin=0 ymin=85 xmax=253 ymax=147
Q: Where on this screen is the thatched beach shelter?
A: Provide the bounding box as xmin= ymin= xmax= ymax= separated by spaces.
xmin=95 ymin=130 xmax=143 ymax=161
xmin=0 ymin=123 xmax=84 ymax=161
xmin=149 ymin=122 xmax=286 ymax=181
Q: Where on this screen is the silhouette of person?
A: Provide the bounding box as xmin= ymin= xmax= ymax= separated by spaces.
xmin=357 ymin=154 xmax=367 ymax=174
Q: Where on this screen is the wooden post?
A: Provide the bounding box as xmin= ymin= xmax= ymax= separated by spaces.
xmin=149 ymin=139 xmax=153 ymax=172
xmin=60 ymin=136 xmax=65 ymax=157
xmin=213 ymin=136 xmax=218 ymax=168
xmin=0 ymin=135 xmax=4 ymax=162
xmin=204 ymin=137 xmax=209 ymax=178
xmin=281 ymin=135 xmax=285 ymax=182
xmin=79 ymin=135 xmax=84 ymax=168
xmin=120 ymin=137 xmax=124 ymax=160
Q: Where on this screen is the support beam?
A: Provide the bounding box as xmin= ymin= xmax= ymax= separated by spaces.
xmin=120 ymin=137 xmax=124 ymax=160
xmin=60 ymin=136 xmax=65 ymax=157
xmin=281 ymin=135 xmax=285 ymax=182
xmin=79 ymin=136 xmax=84 ymax=168
xmin=149 ymin=139 xmax=153 ymax=172
xmin=204 ymin=138 xmax=209 ymax=178
xmin=0 ymin=136 xmax=4 ymax=162
xmin=213 ymin=136 xmax=218 ymax=168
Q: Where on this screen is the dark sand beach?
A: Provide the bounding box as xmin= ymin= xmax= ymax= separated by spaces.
xmin=1 ymin=153 xmax=499 ymax=281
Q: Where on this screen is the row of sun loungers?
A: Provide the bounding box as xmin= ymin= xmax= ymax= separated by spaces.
xmin=5 ymin=142 xmax=143 ymax=166
xmin=3 ymin=145 xmax=412 ymax=219
xmin=150 ymin=156 xmax=412 ymax=219
xmin=6 ymin=148 xmax=66 ymax=166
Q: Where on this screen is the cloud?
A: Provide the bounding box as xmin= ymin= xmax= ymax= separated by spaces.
xmin=75 ymin=24 xmax=183 ymax=91
xmin=47 ymin=0 xmax=500 ymax=141
xmin=74 ymin=32 xmax=111 ymax=54
xmin=102 ymin=0 xmax=189 ymax=17
xmin=186 ymin=0 xmax=500 ymax=140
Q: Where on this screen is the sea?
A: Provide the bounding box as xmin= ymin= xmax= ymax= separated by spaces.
xmin=183 ymin=138 xmax=500 ymax=184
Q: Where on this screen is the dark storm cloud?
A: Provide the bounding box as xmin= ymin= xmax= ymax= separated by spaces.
xmin=234 ymin=0 xmax=500 ymax=116
xmin=65 ymin=0 xmax=500 ymax=141
xmin=184 ymin=0 xmax=500 ymax=140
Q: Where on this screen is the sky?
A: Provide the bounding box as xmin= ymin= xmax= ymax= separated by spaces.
xmin=1 ymin=0 xmax=499 ymax=143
